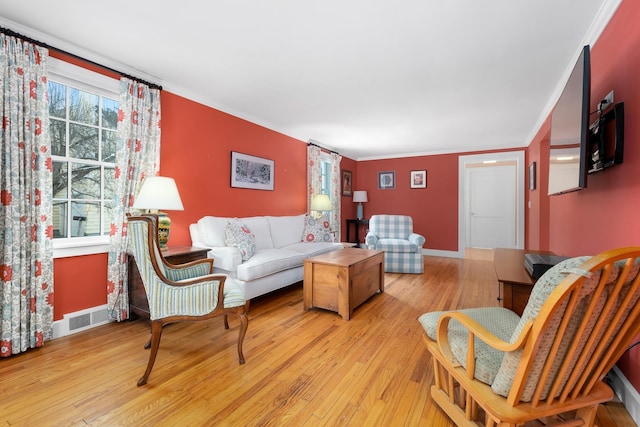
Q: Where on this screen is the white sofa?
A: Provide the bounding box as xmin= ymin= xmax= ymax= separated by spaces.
xmin=189 ymin=214 xmax=343 ymax=300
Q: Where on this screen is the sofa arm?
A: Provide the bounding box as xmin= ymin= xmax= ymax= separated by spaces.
xmin=205 ymin=247 xmax=243 ymax=272
xmin=365 ymin=232 xmax=378 ymax=248
xmin=408 ymin=233 xmax=425 ymax=248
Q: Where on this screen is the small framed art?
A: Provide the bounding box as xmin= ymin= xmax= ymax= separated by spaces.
xmin=410 ymin=170 xmax=427 ymax=188
xmin=231 ymin=151 xmax=275 ymax=190
xmin=378 ymin=171 xmax=395 ymax=189
xmin=342 ymin=169 xmax=353 ymax=196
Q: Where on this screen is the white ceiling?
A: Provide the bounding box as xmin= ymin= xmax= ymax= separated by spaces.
xmin=0 ymin=1 xmax=621 ymax=160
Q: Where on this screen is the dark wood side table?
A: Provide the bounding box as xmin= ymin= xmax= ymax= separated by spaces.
xmin=128 ymin=246 xmax=210 ymax=320
xmin=345 ymin=219 xmax=369 ymax=247
xmin=494 ymin=248 xmax=552 ymax=316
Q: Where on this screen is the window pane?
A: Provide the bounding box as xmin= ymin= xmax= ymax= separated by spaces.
xmin=52 ymin=201 xmax=68 ymax=238
xmin=104 ymin=166 xmax=115 ymax=201
xmin=69 ymin=87 xmax=98 ymax=125
xmin=50 ymin=119 xmax=67 ymax=156
xmin=70 ymin=201 xmax=100 ymax=237
xmin=71 ymin=163 xmax=101 ymax=199
xmin=70 ymin=123 xmax=99 ymax=160
xmin=102 ymin=98 xmax=119 ymax=130
xmin=102 ymin=130 xmax=117 ymax=163
xmin=48 ymin=81 xmax=66 ymax=119
xmin=52 ymin=161 xmax=68 ymax=199
xmin=103 ymin=202 xmax=113 ymax=235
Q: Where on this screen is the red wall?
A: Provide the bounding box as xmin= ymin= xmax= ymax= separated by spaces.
xmin=355 ymin=155 xmax=459 ymax=251
xmin=157 ymin=92 xmax=312 ymax=246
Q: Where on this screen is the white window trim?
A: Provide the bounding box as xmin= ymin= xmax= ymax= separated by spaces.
xmin=48 ymin=57 xmax=120 ymax=258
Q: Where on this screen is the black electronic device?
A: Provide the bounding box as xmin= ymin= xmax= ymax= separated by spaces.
xmin=588 ymin=102 xmax=624 ymax=173
xmin=548 ymin=45 xmax=591 ymax=196
xmin=524 ymin=253 xmax=569 ymax=280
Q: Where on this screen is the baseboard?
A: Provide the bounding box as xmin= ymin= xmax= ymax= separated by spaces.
xmin=422 ymin=248 xmax=463 ymax=258
xmin=52 ymin=304 xmax=113 ymax=339
xmin=609 ymin=365 xmax=640 ymax=425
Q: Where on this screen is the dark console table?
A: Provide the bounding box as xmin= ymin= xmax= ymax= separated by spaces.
xmin=345 ymin=219 xmax=369 ymax=247
xmin=494 ymin=248 xmax=552 ymax=316
xmin=128 ymin=246 xmax=210 ymax=320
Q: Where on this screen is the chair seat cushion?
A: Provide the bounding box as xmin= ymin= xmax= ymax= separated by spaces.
xmin=223 ymin=277 xmax=248 ymax=308
xmin=419 ymin=307 xmax=521 ymax=385
xmin=374 ymin=238 xmax=418 ymax=253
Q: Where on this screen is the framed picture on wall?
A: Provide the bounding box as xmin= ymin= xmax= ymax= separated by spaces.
xmin=342 ymin=169 xmax=353 ymax=196
xmin=378 ymin=171 xmax=395 ymax=189
xmin=230 ymin=151 xmax=274 ymax=190
xmin=410 ymin=170 xmax=427 ymax=188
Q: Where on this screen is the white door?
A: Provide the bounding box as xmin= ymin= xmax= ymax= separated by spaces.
xmin=465 ymin=164 xmax=517 ymax=249
xmin=458 ymin=151 xmax=524 ymax=256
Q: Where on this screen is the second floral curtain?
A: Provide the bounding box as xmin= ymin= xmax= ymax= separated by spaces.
xmin=106 ymin=78 xmax=161 ymax=321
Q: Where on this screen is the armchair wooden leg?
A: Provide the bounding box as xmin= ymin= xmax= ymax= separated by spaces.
xmin=236 ymin=307 xmax=249 ymax=365
xmin=138 ymin=321 xmax=164 ymax=387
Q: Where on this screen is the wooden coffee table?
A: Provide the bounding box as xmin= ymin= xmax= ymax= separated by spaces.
xmin=303 ymin=248 xmax=384 ymax=320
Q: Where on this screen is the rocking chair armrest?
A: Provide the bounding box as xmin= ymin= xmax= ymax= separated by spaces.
xmin=436 ymin=312 xmax=533 ymax=379
xmin=164 ymin=258 xmax=214 ymax=281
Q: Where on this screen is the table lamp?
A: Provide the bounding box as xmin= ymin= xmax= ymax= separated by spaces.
xmin=133 ymin=176 xmax=184 ymax=249
xmin=310 ymin=194 xmax=332 ymax=219
xmin=353 ymin=191 xmax=368 ymax=220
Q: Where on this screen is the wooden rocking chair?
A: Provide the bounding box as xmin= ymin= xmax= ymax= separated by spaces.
xmin=419 ymin=247 xmax=640 ymax=426
xmin=127 ymin=214 xmax=249 ymax=386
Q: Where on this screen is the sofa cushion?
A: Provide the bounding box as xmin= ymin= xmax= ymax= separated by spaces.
xmin=283 ymin=241 xmax=343 ymax=258
xmin=241 ymin=217 xmax=274 ymax=250
xmin=236 ymin=249 xmax=305 ymax=281
xmin=301 ymin=214 xmax=332 ymax=243
xmin=197 ymin=216 xmax=229 ymax=247
xmin=224 ymin=220 xmax=256 ymax=261
xmin=267 ymin=214 xmax=306 ymax=248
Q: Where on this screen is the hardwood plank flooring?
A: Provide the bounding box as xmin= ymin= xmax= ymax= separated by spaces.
xmin=0 ymin=255 xmax=635 ymax=426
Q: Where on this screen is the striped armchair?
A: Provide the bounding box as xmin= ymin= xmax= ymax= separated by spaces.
xmin=365 ymin=214 xmax=425 ymax=273
xmin=127 ymin=214 xmax=249 ymax=386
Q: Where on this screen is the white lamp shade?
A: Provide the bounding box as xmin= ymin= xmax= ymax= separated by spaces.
xmin=133 ymin=176 xmax=185 ymax=211
xmin=353 ymin=191 xmax=368 ymax=203
xmin=310 ymin=194 xmax=332 ymax=211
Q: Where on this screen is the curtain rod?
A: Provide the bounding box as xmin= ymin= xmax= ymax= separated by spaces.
xmin=307 ymin=141 xmax=339 ymax=155
xmin=1 ymin=26 xmax=162 ymax=91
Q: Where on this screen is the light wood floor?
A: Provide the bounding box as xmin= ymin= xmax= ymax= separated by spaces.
xmin=1 ymin=255 xmax=636 ymax=426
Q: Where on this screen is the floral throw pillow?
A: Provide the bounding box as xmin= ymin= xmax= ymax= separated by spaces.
xmin=301 ymin=214 xmax=332 ymax=243
xmin=224 ymin=220 xmax=256 ymax=261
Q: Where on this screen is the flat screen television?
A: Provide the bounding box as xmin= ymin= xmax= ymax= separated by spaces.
xmin=548 ymin=45 xmax=591 ymax=196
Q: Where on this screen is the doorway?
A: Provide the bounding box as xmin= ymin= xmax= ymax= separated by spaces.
xmin=458 ymin=152 xmax=525 ymax=257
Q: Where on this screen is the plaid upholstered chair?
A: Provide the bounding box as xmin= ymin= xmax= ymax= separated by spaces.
xmin=365 ymin=214 xmax=425 ymax=273
xmin=127 ymin=214 xmax=249 ymax=386
xmin=418 ymin=247 xmax=640 ymax=426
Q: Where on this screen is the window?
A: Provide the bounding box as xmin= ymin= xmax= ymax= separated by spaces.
xmin=48 ymin=58 xmax=120 ymax=257
xmin=319 ymin=153 xmax=332 ymax=197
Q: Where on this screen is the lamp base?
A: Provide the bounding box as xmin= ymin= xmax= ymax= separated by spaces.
xmin=157 ymin=212 xmax=171 ymax=249
xmin=357 ymin=204 xmax=364 ymax=220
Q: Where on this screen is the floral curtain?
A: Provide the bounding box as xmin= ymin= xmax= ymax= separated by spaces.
xmin=0 ymin=34 xmax=53 ymax=356
xmin=107 ymin=78 xmax=161 ymax=321
xmin=330 ymin=152 xmax=342 ymax=240
xmin=306 ymin=144 xmax=322 ymax=209
xmin=306 ymin=144 xmax=342 ymax=241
